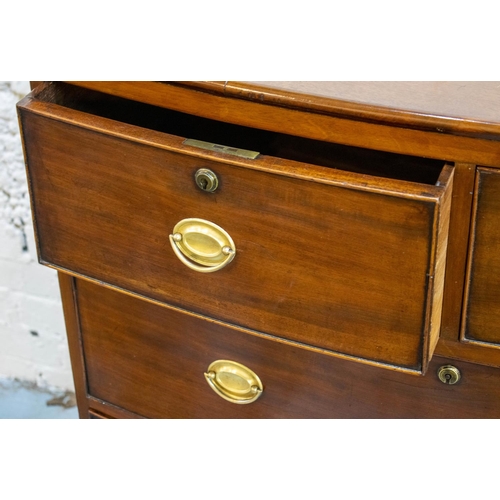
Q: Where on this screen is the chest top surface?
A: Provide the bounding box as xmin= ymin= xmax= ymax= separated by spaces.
xmin=245 ymin=81 xmax=500 ymax=122
xmin=184 ymin=81 xmax=500 ymax=140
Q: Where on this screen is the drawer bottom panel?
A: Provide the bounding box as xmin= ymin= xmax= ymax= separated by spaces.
xmin=74 ymin=279 xmax=500 ymax=418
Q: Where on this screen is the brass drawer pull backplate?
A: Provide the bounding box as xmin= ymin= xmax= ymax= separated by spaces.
xmin=204 ymin=360 xmax=263 ymax=404
xmin=169 ymin=218 xmax=236 ymax=273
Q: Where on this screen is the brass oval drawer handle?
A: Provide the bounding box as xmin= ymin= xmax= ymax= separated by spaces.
xmin=169 ymin=218 xmax=236 ymax=273
xmin=204 ymin=360 xmax=263 ymax=404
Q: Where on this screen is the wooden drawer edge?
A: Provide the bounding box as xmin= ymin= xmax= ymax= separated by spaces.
xmin=17 ymin=86 xmax=449 ymax=202
xmin=435 ymin=338 xmax=500 ymax=369
xmin=57 ymin=264 xmax=430 ymax=376
xmin=64 ymin=81 xmax=500 ymax=166
xmin=88 ymin=396 xmax=145 ymax=419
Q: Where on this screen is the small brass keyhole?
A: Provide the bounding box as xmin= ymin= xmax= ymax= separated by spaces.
xmin=195 ymin=168 xmax=218 ymax=192
xmin=437 ymin=365 xmax=461 ymax=385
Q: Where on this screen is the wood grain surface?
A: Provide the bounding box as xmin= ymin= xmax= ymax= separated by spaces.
xmin=462 ymin=168 xmax=500 ymax=347
xmin=73 ymin=81 xmax=500 ymax=140
xmin=18 ymin=85 xmax=454 ymax=372
xmin=75 ymin=278 xmax=500 ymax=419
xmin=17 ymin=81 xmax=500 ymax=419
xmin=439 ymin=163 xmax=477 ymax=340
xmin=64 ymin=81 xmax=500 ymax=166
xmin=58 ymin=273 xmax=89 ymax=418
xmin=238 ymin=81 xmax=500 ymax=125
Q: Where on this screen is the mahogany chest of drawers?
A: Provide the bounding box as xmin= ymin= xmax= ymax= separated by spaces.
xmin=17 ymin=81 xmax=500 ymax=418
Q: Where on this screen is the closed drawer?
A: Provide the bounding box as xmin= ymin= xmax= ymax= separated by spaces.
xmin=76 ymin=279 xmax=500 ymax=419
xmin=463 ymin=167 xmax=500 ymax=347
xmin=18 ymin=82 xmax=453 ymax=373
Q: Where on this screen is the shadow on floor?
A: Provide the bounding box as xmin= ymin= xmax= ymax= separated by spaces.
xmin=0 ymin=378 xmax=78 ymax=419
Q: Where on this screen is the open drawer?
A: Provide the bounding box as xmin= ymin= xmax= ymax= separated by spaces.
xmin=17 ymin=82 xmax=453 ymax=374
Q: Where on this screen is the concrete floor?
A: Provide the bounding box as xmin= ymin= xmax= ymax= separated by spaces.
xmin=0 ymin=378 xmax=78 ymax=419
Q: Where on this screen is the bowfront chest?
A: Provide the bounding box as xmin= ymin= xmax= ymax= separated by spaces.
xmin=17 ymin=81 xmax=500 ymax=418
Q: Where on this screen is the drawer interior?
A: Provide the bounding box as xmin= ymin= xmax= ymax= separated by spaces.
xmin=37 ymin=82 xmax=445 ymax=185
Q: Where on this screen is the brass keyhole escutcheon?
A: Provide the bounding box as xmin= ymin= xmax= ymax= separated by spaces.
xmin=195 ymin=168 xmax=218 ymax=192
xmin=437 ymin=365 xmax=461 ymax=385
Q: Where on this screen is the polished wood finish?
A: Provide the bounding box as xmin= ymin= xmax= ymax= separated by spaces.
xmin=75 ymin=278 xmax=500 ymax=419
xmin=440 ymin=163 xmax=476 ymax=340
xmin=231 ymin=82 xmax=500 ymax=137
xmin=87 ymin=397 xmax=144 ymax=419
xmin=17 ymin=81 xmax=500 ymax=418
xmin=67 ymin=81 xmax=500 ymax=166
xmin=18 ymin=83 xmax=454 ymax=373
xmin=72 ymin=81 xmax=500 ymax=140
xmin=435 ymin=337 xmax=500 ymax=368
xmin=462 ymin=168 xmax=500 ymax=347
xmin=58 ymin=273 xmax=89 ymax=419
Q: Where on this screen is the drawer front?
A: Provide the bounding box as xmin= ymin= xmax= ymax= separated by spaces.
xmin=18 ymin=84 xmax=452 ymax=373
xmin=463 ymin=167 xmax=500 ymax=347
xmin=76 ymin=279 xmax=500 ymax=419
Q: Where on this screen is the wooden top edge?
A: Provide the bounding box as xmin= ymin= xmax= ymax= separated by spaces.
xmin=60 ymin=80 xmax=500 ymax=140
xmin=174 ymin=81 xmax=500 ymax=140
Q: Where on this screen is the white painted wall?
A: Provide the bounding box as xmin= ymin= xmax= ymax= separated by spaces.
xmin=0 ymin=81 xmax=74 ymax=391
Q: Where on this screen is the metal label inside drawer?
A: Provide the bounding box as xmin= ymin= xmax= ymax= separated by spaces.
xmin=183 ymin=139 xmax=260 ymax=159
